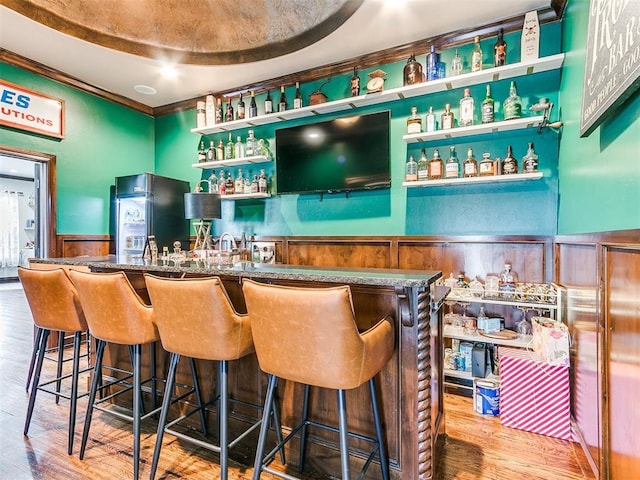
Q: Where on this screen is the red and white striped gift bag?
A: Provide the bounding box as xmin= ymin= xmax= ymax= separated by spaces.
xmin=499 ymin=346 xmax=571 ymax=440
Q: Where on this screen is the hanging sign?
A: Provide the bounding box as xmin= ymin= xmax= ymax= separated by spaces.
xmin=0 ymin=79 xmax=65 ymax=139
xmin=580 ymin=0 xmax=640 ymax=137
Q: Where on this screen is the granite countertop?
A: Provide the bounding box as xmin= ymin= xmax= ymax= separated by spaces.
xmin=31 ymin=255 xmax=442 ymax=288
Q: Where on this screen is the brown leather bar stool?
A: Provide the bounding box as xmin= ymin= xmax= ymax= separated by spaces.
xmin=68 ymin=270 xmax=164 ymax=480
xmin=18 ymin=266 xmax=91 ymax=455
xmin=144 ymin=274 xmax=283 ymax=480
xmin=242 ymin=279 xmax=394 ymax=480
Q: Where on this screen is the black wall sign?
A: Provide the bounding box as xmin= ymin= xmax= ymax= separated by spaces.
xmin=581 ymin=0 xmax=640 ymax=137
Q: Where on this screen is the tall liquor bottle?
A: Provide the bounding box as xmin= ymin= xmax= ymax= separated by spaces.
xmin=403 ymin=53 xmax=423 ymax=85
xmin=225 ymin=99 xmax=234 ymax=122
xmin=225 ymin=171 xmax=235 ymax=195
xmin=225 ymin=133 xmax=234 ymax=160
xmin=278 ymin=86 xmax=288 ymax=112
xmin=426 ymin=45 xmax=440 ymax=81
xmin=215 ymin=97 xmax=224 ymax=124
xmin=237 ymin=93 xmax=245 ymax=120
xmin=248 ymin=91 xmax=258 ymax=118
xmin=217 ymin=139 xmax=225 ymax=160
xmin=459 ymin=88 xmax=474 ymax=127
xmin=493 ymin=28 xmax=507 ymax=67
xmin=234 ymin=169 xmax=244 ymax=193
xmin=234 ymin=136 xmax=245 ymax=159
xmin=450 ymin=49 xmax=463 ymax=76
xmin=197 ymin=141 xmax=206 ymax=163
xmin=196 ymin=101 xmax=206 ymax=128
xmin=445 ymin=146 xmax=459 ymax=179
xmin=426 ymin=106 xmax=437 ymax=132
xmin=293 ymin=82 xmax=303 ymax=109
xmin=245 ymin=130 xmax=256 ymax=157
xmin=218 ymin=170 xmax=226 ymax=195
xmin=405 ymin=155 xmax=418 ymax=182
xmin=463 ymin=147 xmax=478 ymax=177
xmin=264 ymin=90 xmax=273 ymax=114
xmin=522 ymin=142 xmax=539 ymax=172
xmin=205 ymin=95 xmax=215 ymax=126
xmin=471 ymin=36 xmax=483 ymax=72
xmin=258 ymin=169 xmax=268 ymax=193
xmin=501 ymin=145 xmax=518 ymax=174
xmin=350 ymin=66 xmax=360 ymax=96
xmin=503 ymin=81 xmax=522 ymax=120
xmin=206 ymin=140 xmax=216 ymax=162
xmin=481 ymin=84 xmax=495 ymax=123
xmin=208 ymin=170 xmax=218 ymax=193
xmin=428 ymin=149 xmax=443 ymax=180
xmin=417 ymin=149 xmax=429 ymax=181
xmin=407 ymin=107 xmax=423 ymax=134
xmin=441 ymin=103 xmax=454 ymax=129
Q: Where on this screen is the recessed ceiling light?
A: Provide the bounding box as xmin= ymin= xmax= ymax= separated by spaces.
xmin=134 ymin=84 xmax=157 ymax=95
xmin=160 ymin=64 xmax=179 ymax=79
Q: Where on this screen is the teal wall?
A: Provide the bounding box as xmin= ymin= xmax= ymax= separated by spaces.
xmin=0 ymin=62 xmax=154 ymax=235
xmin=557 ymin=0 xmax=640 ymax=234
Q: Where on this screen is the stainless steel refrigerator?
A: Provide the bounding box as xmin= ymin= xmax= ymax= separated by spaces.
xmin=115 ymin=173 xmax=190 ymax=257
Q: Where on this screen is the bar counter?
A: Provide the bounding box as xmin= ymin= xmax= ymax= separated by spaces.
xmin=32 ymin=256 xmax=445 ymax=480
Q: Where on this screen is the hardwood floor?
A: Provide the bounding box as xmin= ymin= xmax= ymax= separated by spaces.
xmin=0 ymin=281 xmax=595 ymax=480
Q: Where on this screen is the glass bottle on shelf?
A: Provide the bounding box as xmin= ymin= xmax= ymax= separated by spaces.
xmin=215 ymin=97 xmax=224 ymax=124
xmin=479 ymin=152 xmax=496 ymax=176
xmin=445 ymin=146 xmax=459 ymax=179
xmin=428 ymin=149 xmax=443 ymax=180
xmin=205 ymin=95 xmax=215 ymax=126
xmin=293 ymin=82 xmax=303 ymax=109
xmin=258 ymin=169 xmax=268 ymax=193
xmin=499 ymin=263 xmax=517 ymax=298
xmin=403 ymin=53 xmax=423 ymax=85
xmin=417 ymin=149 xmax=429 ymax=181
xmin=493 ymin=28 xmax=507 ymax=67
xmin=450 ymin=49 xmax=463 ymax=76
xmin=249 ymin=91 xmax=258 ymax=118
xmin=245 ymin=130 xmax=256 ymax=157
xmin=278 ymin=86 xmax=287 ymax=112
xmin=236 ymin=93 xmax=245 ymax=120
xmin=225 ymin=133 xmax=234 ymax=160
xmin=264 ymin=90 xmax=273 ymax=114
xmin=243 ymin=173 xmax=252 ymax=194
xmin=225 ymin=99 xmax=234 ymax=122
xmin=225 ymin=171 xmax=235 ymax=195
xmin=405 ymin=155 xmax=418 ymax=182
xmin=350 ymin=66 xmax=360 ymax=96
xmin=218 ymin=170 xmax=226 ymax=195
xmin=251 ymin=174 xmax=259 ymax=193
xmin=502 ymin=145 xmax=518 ymax=174
xmin=217 ymin=139 xmax=225 ymax=161
xmin=197 ymin=141 xmax=206 ymax=163
xmin=477 ymin=306 xmax=488 ymax=332
xmin=234 ymin=136 xmax=245 ymax=159
xmin=206 ymin=140 xmax=216 ymax=162
xmin=459 ymin=88 xmax=474 ymax=127
xmin=208 ymin=171 xmax=218 ymax=193
xmin=463 ymin=147 xmax=478 ymax=177
xmin=426 ymin=45 xmax=440 ymax=81
xmin=407 ymin=106 xmax=423 ymax=134
xmin=196 ymin=101 xmax=206 ymax=128
xmin=522 ymin=142 xmax=539 ymax=172
xmin=481 ymin=84 xmax=495 ymax=123
xmin=503 ymin=81 xmax=522 ymax=120
xmin=441 ymin=103 xmax=454 ymax=129
xmin=471 ymin=36 xmax=483 ymax=72
xmin=235 ymin=169 xmax=244 ymax=193
xmin=426 ymin=106 xmax=437 ymax=132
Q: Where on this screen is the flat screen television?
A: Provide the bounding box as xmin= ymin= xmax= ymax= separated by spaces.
xmin=275 ymin=111 xmax=391 ymax=195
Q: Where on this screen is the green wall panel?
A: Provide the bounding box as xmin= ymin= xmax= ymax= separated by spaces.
xmin=557 ymin=0 xmax=640 ymax=234
xmin=0 ymin=62 xmax=154 ymax=235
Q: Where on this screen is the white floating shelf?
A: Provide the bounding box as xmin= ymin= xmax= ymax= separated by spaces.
xmin=403 ymin=116 xmax=545 ymax=143
xmin=192 ymin=155 xmax=271 ymax=169
xmin=443 ymin=368 xmax=500 ymax=382
xmin=403 ymin=171 xmax=543 ymax=188
xmin=220 ymin=193 xmax=270 ymax=200
xmin=190 ymin=54 xmax=565 ymax=135
xmin=444 ymin=325 xmax=533 ymax=348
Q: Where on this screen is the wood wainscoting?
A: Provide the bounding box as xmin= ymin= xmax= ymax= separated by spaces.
xmin=55 ymin=234 xmax=112 ymax=258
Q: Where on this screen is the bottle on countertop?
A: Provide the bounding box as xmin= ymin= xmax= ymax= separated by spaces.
xmin=197 ymin=141 xmax=206 ymax=163
xmin=206 ymin=140 xmax=216 ymax=162
xmin=236 ymin=93 xmax=245 ymax=120
xmin=403 ymin=53 xmax=423 ymax=85
xmin=225 ymin=99 xmax=234 ymax=122
xmin=450 ymin=49 xmax=463 ymax=76
xmin=481 ymin=84 xmax=495 ymax=123
xmin=428 ymin=149 xmax=443 ymax=180
xmin=493 ymin=28 xmax=507 ymax=67
xmin=471 ymin=35 xmax=483 ymax=72
xmin=426 ymin=106 xmax=437 ymax=132
xmin=248 ymin=91 xmax=258 ymax=118
xmin=503 ymin=80 xmax=522 ymax=120
xmin=407 ymin=106 xmax=423 ymax=134
xmin=405 ymin=155 xmax=418 ymax=182
xmin=278 ymin=86 xmax=287 ymax=112
xmin=501 ymin=145 xmax=518 ymax=174
xmin=264 ymin=90 xmax=273 ymax=114
xmin=417 ymin=149 xmax=429 ymax=181
xmin=293 ymin=82 xmax=303 ymax=109
xmin=441 ymin=103 xmax=455 ymax=130
xmin=459 ymin=88 xmax=474 ymax=127
xmin=463 ymin=147 xmax=478 ymax=178
xmin=522 ymin=142 xmax=539 ymax=172
xmin=445 ymin=146 xmax=459 ymax=179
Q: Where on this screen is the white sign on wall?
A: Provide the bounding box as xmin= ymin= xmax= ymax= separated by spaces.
xmin=0 ymin=79 xmax=65 ymax=139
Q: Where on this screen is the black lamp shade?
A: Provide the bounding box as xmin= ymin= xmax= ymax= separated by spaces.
xmin=184 ymin=192 xmax=221 ymax=219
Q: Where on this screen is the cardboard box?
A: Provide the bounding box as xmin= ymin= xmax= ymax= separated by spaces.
xmin=499 ymin=347 xmax=571 ymax=439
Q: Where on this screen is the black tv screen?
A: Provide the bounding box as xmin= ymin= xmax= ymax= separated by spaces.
xmin=275 ymin=111 xmax=391 ymax=195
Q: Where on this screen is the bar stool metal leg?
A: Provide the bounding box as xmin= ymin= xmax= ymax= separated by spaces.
xmin=220 ymin=360 xmax=229 ymax=480
xmin=67 ymin=331 xmax=82 ymax=455
xmin=369 ymin=377 xmax=390 ymax=480
xmin=132 ymin=344 xmax=143 ymax=480
xmin=298 ymin=384 xmax=311 ymax=472
xmin=80 ymin=339 xmax=106 ymax=460
xmin=54 ymin=331 xmax=65 ymax=403
xmin=24 ymin=329 xmax=50 ymax=436
xmin=26 ymin=326 xmax=43 ymax=391
xmin=189 ymin=357 xmax=208 ymax=436
xmin=252 ymin=374 xmax=278 ymax=480
xmin=337 ymin=389 xmax=351 ymax=480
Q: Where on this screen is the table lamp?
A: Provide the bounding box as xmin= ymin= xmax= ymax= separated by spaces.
xmin=184 ymin=180 xmax=221 ymax=251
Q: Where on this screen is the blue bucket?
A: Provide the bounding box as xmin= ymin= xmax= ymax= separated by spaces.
xmin=474 ymin=379 xmax=500 ymax=416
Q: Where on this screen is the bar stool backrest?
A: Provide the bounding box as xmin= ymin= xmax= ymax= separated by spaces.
xmin=144 ymin=274 xmax=253 ymax=361
xmin=68 ymin=270 xmax=157 ymax=345
xmin=18 ymin=266 xmax=88 ymax=332
xmin=242 ymin=279 xmax=394 ymax=390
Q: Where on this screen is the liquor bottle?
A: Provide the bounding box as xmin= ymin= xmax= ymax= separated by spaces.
xmin=208 ymin=170 xmax=218 ymax=193
xmin=225 ymin=133 xmax=234 ymax=160
xmin=403 ymin=53 xmax=423 ymax=85
xmin=459 ymin=88 xmax=474 ymax=127
xmin=225 ymin=171 xmax=235 ymax=195
xmin=426 ymin=45 xmax=440 ymax=81
xmin=445 ymin=146 xmax=459 ymax=179
xmin=293 ymin=82 xmax=303 ymax=109
xmin=450 ymin=49 xmax=463 ymax=76
xmin=522 ymin=142 xmax=539 ymax=172
xmin=249 ymin=91 xmax=258 ymax=118
xmin=426 ymin=106 xmax=437 ymax=132
xmin=501 ymin=145 xmax=518 ymax=174
xmin=196 ymin=101 xmax=206 ymax=128
xmin=237 ymin=93 xmax=245 ymax=120
xmin=278 ymin=86 xmax=287 ymax=112
xmin=197 ymin=141 xmax=206 ymax=163
xmin=493 ymin=28 xmax=507 ymax=67
xmin=471 ymin=36 xmax=483 ymax=72
xmin=251 ymin=174 xmax=259 ymax=193
xmin=405 ymin=155 xmax=418 ymax=182
xmin=499 ymin=263 xmax=517 ymax=298
xmin=205 ymin=95 xmax=215 ymax=126
xmin=479 ymin=153 xmax=496 ymax=176
xmin=218 ymin=170 xmax=226 ymax=195
xmin=225 ymin=99 xmax=234 ymax=122
xmin=407 ymin=107 xmax=422 ymax=134
xmin=206 ymin=140 xmax=216 ymax=162
xmin=258 ymin=169 xmax=268 ymax=193
xmin=235 ymin=136 xmax=245 ymax=159
xmin=441 ymin=103 xmax=454 ymax=129
xmin=215 ymin=97 xmax=224 ymax=124
xmin=417 ymin=149 xmax=429 ymax=181
xmin=217 ymin=139 xmax=225 ymax=161
xmin=463 ymin=147 xmax=478 ymax=177
xmin=235 ymin=168 xmax=244 ymax=193
xmin=245 ymin=130 xmax=256 ymax=157
xmin=481 ymin=84 xmax=495 ymax=123
xmin=350 ymin=66 xmax=361 ymax=96
xmin=243 ymin=173 xmax=252 ymax=194
xmin=264 ymin=90 xmax=273 ymax=114
xmin=503 ymin=81 xmax=522 ymax=120
xmin=428 ymin=149 xmax=443 ymax=180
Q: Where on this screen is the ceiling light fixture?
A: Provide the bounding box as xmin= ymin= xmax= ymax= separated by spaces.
xmin=160 ymin=64 xmax=179 ymax=79
xmin=134 ymin=84 xmax=157 ymax=95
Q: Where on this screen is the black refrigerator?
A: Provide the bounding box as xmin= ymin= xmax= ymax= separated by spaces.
xmin=114 ymin=173 xmax=190 ymax=257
